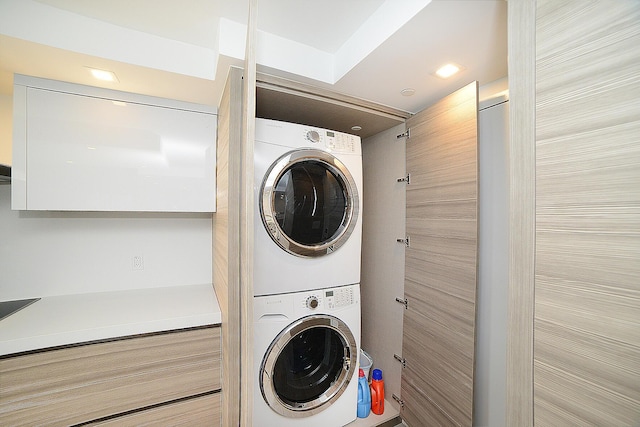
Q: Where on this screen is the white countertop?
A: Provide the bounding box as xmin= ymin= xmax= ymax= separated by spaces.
xmin=0 ymin=284 xmax=221 ymax=356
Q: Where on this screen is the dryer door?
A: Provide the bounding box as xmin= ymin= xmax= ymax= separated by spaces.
xmin=260 ymin=314 xmax=357 ymax=418
xmin=261 ymin=149 xmax=359 ymax=257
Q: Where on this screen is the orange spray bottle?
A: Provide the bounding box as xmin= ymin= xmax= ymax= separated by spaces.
xmin=370 ymin=368 xmax=384 ymax=415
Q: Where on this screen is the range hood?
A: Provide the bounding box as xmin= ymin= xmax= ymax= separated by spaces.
xmin=0 ymin=164 xmax=10 ymax=182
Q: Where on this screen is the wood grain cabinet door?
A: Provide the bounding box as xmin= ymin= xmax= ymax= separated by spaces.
xmin=401 ymin=82 xmax=479 ymax=427
xmin=0 ymin=327 xmax=221 ymax=426
xmin=88 ymin=393 xmax=221 ymax=426
xmin=534 ymin=1 xmax=640 ymax=425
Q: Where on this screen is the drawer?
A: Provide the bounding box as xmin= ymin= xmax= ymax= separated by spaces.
xmin=0 ymin=326 xmax=221 ymax=426
xmin=89 ymin=392 xmax=221 ymax=426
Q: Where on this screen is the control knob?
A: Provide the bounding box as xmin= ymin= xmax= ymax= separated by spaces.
xmin=306 ymin=296 xmax=319 ymax=309
xmin=306 ymin=130 xmax=320 ymax=143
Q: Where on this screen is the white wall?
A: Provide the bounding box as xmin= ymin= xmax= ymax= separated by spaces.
xmin=474 ymin=96 xmax=509 ymax=427
xmin=0 ymin=94 xmax=11 ymax=165
xmin=0 ymin=184 xmax=212 ymax=300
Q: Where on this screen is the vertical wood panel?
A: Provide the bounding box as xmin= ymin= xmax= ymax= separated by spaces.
xmin=535 ymin=1 xmax=640 ymax=425
xmin=213 ymin=66 xmax=244 ymax=427
xmin=401 ymin=82 xmax=478 ymax=427
xmin=240 ymin=1 xmax=257 ymax=425
xmin=361 ymin=124 xmax=407 ymax=410
xmin=505 ymin=1 xmax=536 ymax=425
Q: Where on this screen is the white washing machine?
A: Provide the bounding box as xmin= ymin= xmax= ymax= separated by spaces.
xmin=253 ymin=284 xmax=361 ymax=427
xmin=254 ymin=118 xmax=363 ymax=296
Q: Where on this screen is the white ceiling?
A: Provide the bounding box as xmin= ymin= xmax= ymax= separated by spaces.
xmin=0 ymin=0 xmax=507 ymax=114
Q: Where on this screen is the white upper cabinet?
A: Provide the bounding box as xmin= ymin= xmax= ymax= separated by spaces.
xmin=12 ymin=75 xmax=217 ymax=212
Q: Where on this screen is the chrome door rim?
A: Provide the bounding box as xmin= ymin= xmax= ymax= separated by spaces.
xmin=260 ymin=149 xmax=359 ymax=257
xmin=259 ymin=314 xmax=357 ymax=418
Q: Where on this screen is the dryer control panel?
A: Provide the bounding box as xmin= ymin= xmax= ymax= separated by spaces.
xmin=324 ymin=130 xmax=358 ymax=154
xmin=256 ymin=118 xmax=362 ymax=155
xmin=300 ymin=128 xmax=359 ymax=154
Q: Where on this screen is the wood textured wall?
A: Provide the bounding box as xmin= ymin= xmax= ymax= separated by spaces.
xmin=505 ymin=1 xmax=536 ymax=425
xmin=534 ymin=1 xmax=640 ymax=425
xmin=213 ymin=66 xmax=244 ymax=427
xmin=401 ymin=82 xmax=478 ymax=426
xmin=240 ymin=1 xmax=257 ymax=424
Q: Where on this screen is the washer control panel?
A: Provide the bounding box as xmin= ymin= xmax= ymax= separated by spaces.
xmin=296 ymin=284 xmax=359 ymax=313
xmin=324 ymin=286 xmax=355 ymax=309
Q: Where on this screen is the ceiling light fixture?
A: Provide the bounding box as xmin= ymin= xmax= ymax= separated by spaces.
xmin=351 ymin=125 xmax=362 ymax=131
xmin=434 ymin=63 xmax=461 ymax=79
xmin=86 ymin=67 xmax=119 ymax=82
xmin=400 ymin=88 xmax=416 ymax=97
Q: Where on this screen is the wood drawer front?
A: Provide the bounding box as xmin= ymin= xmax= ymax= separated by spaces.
xmin=89 ymin=392 xmax=221 ymax=426
xmin=0 ymin=327 xmax=221 ymax=426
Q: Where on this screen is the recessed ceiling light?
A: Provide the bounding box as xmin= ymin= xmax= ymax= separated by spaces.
xmin=351 ymin=125 xmax=362 ymax=131
xmin=434 ymin=63 xmax=461 ymax=79
xmin=400 ymin=88 xmax=416 ymax=97
xmin=86 ymin=67 xmax=118 ymax=82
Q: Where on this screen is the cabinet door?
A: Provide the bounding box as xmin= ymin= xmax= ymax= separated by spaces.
xmin=88 ymin=393 xmax=221 ymax=426
xmin=14 ymin=84 xmax=216 ymax=212
xmin=534 ymin=2 xmax=640 ymax=425
xmin=401 ymin=82 xmax=478 ymax=426
xmin=0 ymin=327 xmax=221 ymax=426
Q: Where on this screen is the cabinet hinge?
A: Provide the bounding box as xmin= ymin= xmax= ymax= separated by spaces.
xmin=395 ymin=297 xmax=408 ymax=309
xmin=394 ymin=353 xmax=407 ymax=368
xmin=396 ymin=128 xmax=411 ymax=140
xmin=396 ymin=236 xmax=410 ymax=247
xmin=392 ymin=393 xmax=405 ymax=408
xmin=397 ymin=173 xmax=410 ymax=184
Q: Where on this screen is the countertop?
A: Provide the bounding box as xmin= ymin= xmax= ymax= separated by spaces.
xmin=0 ymin=284 xmax=221 ymax=356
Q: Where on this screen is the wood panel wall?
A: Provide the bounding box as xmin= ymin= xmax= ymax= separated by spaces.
xmin=213 ymin=66 xmax=244 ymax=427
xmin=505 ymin=1 xmax=536 ymax=426
xmin=534 ymin=1 xmax=640 ymax=425
xmin=401 ymin=82 xmax=478 ymax=426
xmin=240 ymin=1 xmax=257 ymax=425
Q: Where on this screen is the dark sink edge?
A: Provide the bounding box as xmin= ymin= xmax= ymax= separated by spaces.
xmin=0 ymin=298 xmax=40 ymax=321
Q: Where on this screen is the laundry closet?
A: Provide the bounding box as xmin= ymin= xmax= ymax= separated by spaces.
xmin=214 ymin=59 xmax=509 ymax=426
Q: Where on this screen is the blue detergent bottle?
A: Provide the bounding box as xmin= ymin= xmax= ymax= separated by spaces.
xmin=357 ymin=368 xmax=371 ymax=418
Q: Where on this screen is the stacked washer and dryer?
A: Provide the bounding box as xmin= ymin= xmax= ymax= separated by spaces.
xmin=253 ymin=118 xmax=363 ymax=426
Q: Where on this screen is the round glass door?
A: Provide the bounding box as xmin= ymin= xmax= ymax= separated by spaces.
xmin=261 ymin=149 xmax=359 ymax=257
xmin=260 ymin=315 xmax=357 ymax=418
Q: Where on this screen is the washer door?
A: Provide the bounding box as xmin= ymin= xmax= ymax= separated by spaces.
xmin=260 ymin=315 xmax=357 ymax=418
xmin=261 ymin=149 xmax=359 ymax=257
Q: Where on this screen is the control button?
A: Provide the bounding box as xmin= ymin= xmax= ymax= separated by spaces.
xmin=306 ymin=130 xmax=320 ymax=143
xmin=306 ymin=296 xmax=319 ymax=309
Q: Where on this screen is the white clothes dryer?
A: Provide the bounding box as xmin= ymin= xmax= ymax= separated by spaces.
xmin=254 ymin=118 xmax=363 ymax=296
xmin=253 ymin=284 xmax=361 ymax=427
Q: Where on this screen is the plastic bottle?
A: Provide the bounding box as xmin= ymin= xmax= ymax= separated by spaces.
xmin=370 ymin=368 xmax=385 ymax=415
xmin=357 ymin=368 xmax=371 ymax=418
